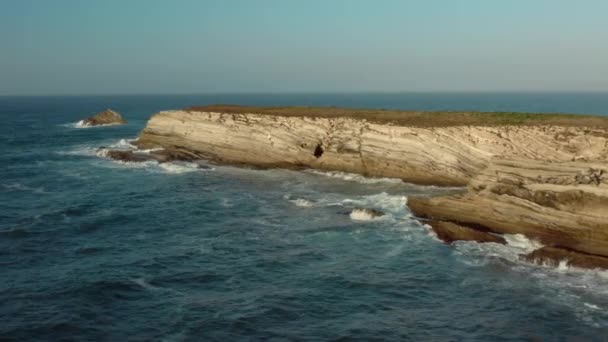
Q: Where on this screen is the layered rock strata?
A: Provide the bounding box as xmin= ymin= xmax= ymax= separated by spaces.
xmin=409 ymin=158 xmax=608 ymax=267
xmin=134 ymin=109 xmax=608 ymax=186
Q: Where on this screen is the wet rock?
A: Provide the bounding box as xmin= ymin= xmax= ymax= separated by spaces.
xmin=104 ymin=150 xmax=153 ymax=163
xmin=82 ymin=109 xmax=127 ymax=126
xmin=101 ymin=147 xmax=204 ymax=164
xmin=520 ymin=246 xmax=608 ymax=270
xmin=428 ymin=220 xmax=506 ymax=244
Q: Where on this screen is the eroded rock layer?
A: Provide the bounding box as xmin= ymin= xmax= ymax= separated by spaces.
xmin=135 ymin=110 xmax=608 ymax=186
xmin=409 ymin=158 xmax=608 ymax=264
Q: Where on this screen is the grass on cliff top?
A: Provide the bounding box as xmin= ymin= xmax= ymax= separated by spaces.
xmin=185 ymin=105 xmax=608 ymax=128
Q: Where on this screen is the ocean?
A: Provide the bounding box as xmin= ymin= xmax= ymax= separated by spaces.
xmin=2 ymin=93 xmax=608 ymax=341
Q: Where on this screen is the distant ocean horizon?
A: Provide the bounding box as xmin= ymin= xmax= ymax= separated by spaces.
xmin=2 ymin=93 xmax=608 ymax=341
xmin=2 ymin=92 xmax=608 ymax=117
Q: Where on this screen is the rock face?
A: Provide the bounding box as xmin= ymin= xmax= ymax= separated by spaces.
xmin=82 ymin=109 xmax=127 ymax=126
xmin=520 ymin=247 xmax=608 ymax=270
xmin=409 ymin=158 xmax=608 ymax=265
xmin=427 ymin=220 xmax=506 ymax=244
xmin=136 ymin=110 xmax=608 ymax=186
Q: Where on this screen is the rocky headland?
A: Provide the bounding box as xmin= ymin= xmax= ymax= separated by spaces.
xmin=80 ymin=109 xmax=127 ymax=126
xmin=106 ymin=105 xmax=608 ymax=269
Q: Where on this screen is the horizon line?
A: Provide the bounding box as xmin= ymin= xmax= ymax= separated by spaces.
xmin=2 ymin=90 xmax=608 ymax=97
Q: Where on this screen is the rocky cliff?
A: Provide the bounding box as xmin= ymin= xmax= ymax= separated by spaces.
xmin=135 ymin=108 xmax=608 ymax=186
xmin=122 ymin=106 xmax=608 ymax=268
xmin=409 ymin=158 xmax=608 ymax=266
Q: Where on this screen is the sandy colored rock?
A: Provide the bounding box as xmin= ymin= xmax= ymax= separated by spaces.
xmin=427 ymin=220 xmax=506 ymax=244
xmin=82 ymin=109 xmax=127 ymax=126
xmin=409 ymin=158 xmax=608 ymax=262
xmin=520 ymin=246 xmax=608 ymax=269
xmin=136 ymin=109 xmax=608 ymax=186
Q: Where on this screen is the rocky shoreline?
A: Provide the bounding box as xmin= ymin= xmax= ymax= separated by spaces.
xmin=103 ymin=105 xmax=608 ymax=269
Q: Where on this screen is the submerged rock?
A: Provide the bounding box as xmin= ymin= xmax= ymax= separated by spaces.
xmin=100 ymin=147 xmax=203 ymax=164
xmin=427 ymin=220 xmax=506 ymax=244
xmin=82 ymin=109 xmax=127 ymax=126
xmin=520 ymin=247 xmax=608 ymax=269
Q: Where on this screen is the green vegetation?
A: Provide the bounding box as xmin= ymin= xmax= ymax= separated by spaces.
xmin=185 ymin=105 xmax=608 ymax=128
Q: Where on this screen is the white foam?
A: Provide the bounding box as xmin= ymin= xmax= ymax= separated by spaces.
xmin=157 ymin=162 xmax=201 ymax=174
xmin=306 ymin=170 xmax=403 ymax=184
xmin=350 ymin=208 xmax=383 ymax=221
xmin=342 ymin=192 xmax=409 ymax=218
xmin=290 ymin=198 xmax=314 ymax=207
xmin=62 ymin=120 xmax=122 ymax=129
xmin=138 ymin=147 xmax=164 ymax=154
xmin=57 ymin=145 xmax=99 ymax=156
xmin=109 ymin=138 xmax=137 ymax=149
xmin=452 ymin=233 xmax=608 ymax=327
xmin=503 ymin=234 xmax=544 ymax=252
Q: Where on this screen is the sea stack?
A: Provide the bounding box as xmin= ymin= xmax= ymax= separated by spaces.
xmin=81 ymin=109 xmax=127 ymax=126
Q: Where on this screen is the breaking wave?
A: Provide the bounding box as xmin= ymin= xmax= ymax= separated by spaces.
xmin=349 ymin=208 xmax=385 ymax=221
xmin=2 ymin=183 xmax=46 ymax=194
xmin=306 ymin=170 xmax=403 ymax=184
xmin=61 ymin=120 xmax=122 ymax=129
xmin=290 ymin=198 xmax=314 ymax=207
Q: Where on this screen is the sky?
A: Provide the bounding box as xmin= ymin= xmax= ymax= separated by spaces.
xmin=1 ymin=0 xmax=607 ymax=95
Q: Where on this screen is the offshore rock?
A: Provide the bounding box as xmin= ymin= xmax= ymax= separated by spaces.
xmin=82 ymin=109 xmax=127 ymax=126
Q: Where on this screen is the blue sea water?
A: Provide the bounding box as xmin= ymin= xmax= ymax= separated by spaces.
xmin=2 ymin=93 xmax=608 ymax=341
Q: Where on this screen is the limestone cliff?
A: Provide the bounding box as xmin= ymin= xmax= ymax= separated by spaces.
xmin=409 ymin=158 xmax=608 ymax=265
xmin=135 ymin=109 xmax=608 ymax=186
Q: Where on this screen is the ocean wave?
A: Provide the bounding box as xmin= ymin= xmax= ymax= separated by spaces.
xmin=349 ymin=208 xmax=386 ymax=221
xmin=157 ymin=162 xmax=204 ymax=174
xmin=452 ymin=234 xmax=608 ymax=327
xmin=109 ymin=138 xmax=137 ymax=149
xmin=290 ymin=198 xmax=315 ymax=207
xmin=342 ymin=192 xmax=409 ymax=217
xmin=56 ymin=137 xmax=138 ymax=157
xmin=305 ymin=170 xmax=403 ymax=184
xmin=2 ymin=182 xmax=46 ymax=194
xmin=61 ymin=120 xmax=122 ymax=129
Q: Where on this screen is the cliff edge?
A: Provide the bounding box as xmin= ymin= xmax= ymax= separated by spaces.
xmin=134 ymin=106 xmax=608 ymax=186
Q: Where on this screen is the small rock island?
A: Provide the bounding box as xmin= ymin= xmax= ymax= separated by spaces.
xmin=106 ymin=105 xmax=608 ymax=269
xmin=81 ymin=109 xmax=127 ymax=126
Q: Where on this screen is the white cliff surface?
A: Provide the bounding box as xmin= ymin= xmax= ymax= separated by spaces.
xmin=136 ymin=110 xmax=608 ymax=186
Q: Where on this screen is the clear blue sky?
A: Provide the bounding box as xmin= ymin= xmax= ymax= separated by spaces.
xmin=1 ymin=0 xmax=607 ymax=95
